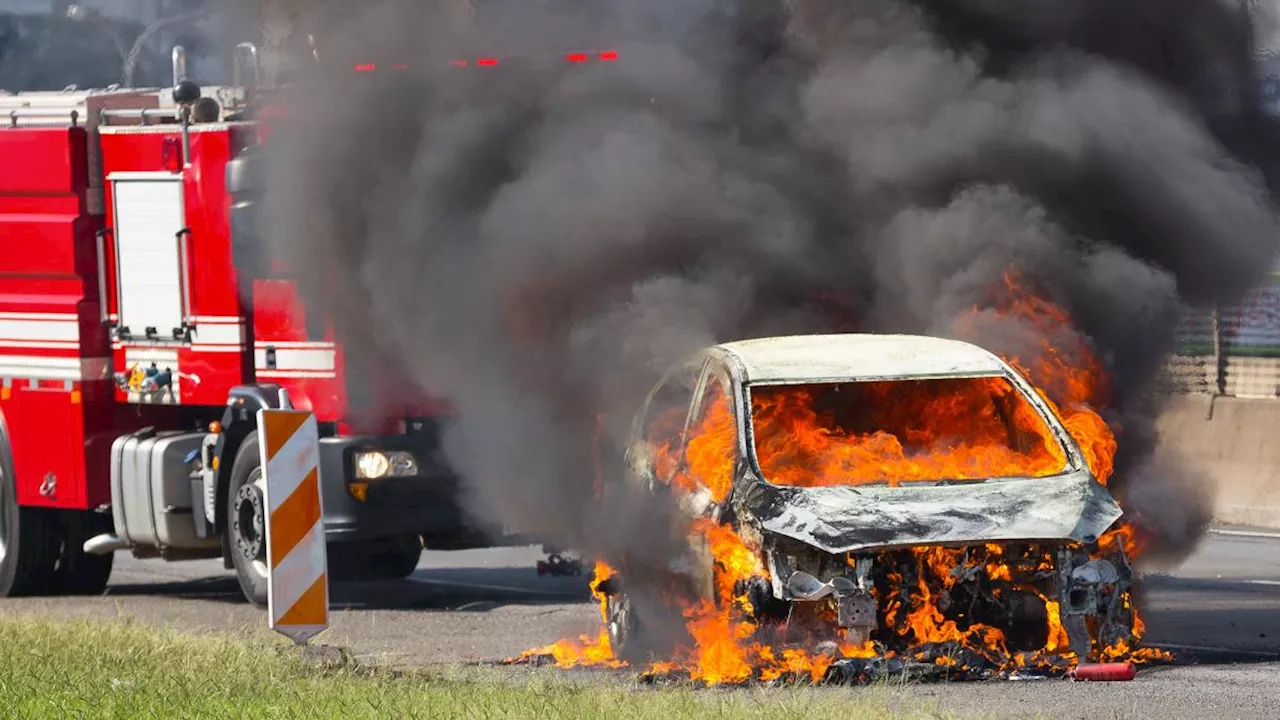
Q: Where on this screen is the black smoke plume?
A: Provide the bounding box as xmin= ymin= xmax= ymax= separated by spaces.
xmin=261 ymin=0 xmax=1280 ymax=564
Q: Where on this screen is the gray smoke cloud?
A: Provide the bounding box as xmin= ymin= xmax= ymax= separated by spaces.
xmin=261 ymin=0 xmax=1279 ymax=562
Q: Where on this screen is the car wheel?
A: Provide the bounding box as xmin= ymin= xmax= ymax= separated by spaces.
xmin=227 ymin=432 xmax=269 ymax=607
xmin=601 ymin=572 xmax=667 ymax=666
xmin=605 ymin=588 xmax=647 ymax=664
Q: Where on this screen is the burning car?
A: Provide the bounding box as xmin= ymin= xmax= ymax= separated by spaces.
xmin=595 ymin=333 xmax=1147 ymax=680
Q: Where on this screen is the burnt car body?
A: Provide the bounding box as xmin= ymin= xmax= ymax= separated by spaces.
xmin=603 ymin=334 xmax=1137 ymax=667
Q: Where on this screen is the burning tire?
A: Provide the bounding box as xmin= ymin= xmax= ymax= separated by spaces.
xmin=227 ymin=432 xmax=269 ymax=607
xmin=604 ymin=588 xmax=644 ymax=663
xmin=598 ymin=558 xmax=717 ymax=666
xmin=599 ymin=577 xmax=670 ymax=666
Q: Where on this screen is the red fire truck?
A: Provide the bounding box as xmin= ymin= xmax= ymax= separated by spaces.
xmin=0 ymin=46 xmax=506 ymax=606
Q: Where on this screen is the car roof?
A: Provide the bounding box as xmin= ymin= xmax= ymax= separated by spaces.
xmin=712 ymin=334 xmax=1011 ymax=384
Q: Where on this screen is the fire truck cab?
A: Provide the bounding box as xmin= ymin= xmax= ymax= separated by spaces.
xmin=0 ymin=47 xmax=495 ymax=606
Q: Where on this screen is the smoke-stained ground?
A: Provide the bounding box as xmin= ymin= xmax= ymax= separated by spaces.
xmin=262 ymin=0 xmax=1280 ymax=566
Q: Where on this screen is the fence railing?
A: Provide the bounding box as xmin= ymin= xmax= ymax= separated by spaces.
xmin=1165 ymin=272 xmax=1280 ymax=398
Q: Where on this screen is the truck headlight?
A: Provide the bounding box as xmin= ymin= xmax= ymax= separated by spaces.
xmin=388 ymin=451 xmax=419 ymax=476
xmin=354 ymin=451 xmax=419 ymax=479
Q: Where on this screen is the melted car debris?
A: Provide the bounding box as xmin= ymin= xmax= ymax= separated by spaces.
xmin=632 ymin=652 xmax=1108 ymax=685
xmin=743 ymin=475 xmax=1123 ymax=555
xmin=513 ymin=648 xmax=1156 ymax=685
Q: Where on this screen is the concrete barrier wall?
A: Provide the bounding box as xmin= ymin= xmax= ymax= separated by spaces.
xmin=1154 ymin=395 xmax=1280 ymax=529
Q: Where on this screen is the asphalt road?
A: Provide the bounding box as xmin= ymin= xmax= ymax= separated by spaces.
xmin=1 ymin=529 xmax=1277 ymax=718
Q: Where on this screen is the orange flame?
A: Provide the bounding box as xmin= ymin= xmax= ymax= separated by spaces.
xmin=955 ymin=270 xmax=1117 ymax=485
xmin=508 ymin=561 xmax=625 ymax=669
xmin=751 ymin=376 xmax=1067 ymax=490
xmin=655 ymin=271 xmax=1117 ymax=502
xmin=659 ymin=519 xmax=844 ymax=685
xmin=653 ymin=382 xmax=738 ymax=502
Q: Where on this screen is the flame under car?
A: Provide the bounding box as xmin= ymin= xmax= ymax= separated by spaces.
xmin=601 ymin=334 xmax=1139 ymax=673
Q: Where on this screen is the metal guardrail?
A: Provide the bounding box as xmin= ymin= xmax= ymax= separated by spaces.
xmin=1169 ymin=271 xmax=1280 ymax=398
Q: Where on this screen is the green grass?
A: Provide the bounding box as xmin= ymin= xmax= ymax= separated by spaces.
xmin=0 ymin=616 xmax=963 ymax=720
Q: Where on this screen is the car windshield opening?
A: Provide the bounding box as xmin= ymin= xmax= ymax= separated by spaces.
xmin=749 ymin=376 xmax=1069 ymax=488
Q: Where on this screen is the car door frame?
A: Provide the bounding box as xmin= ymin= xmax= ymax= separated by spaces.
xmin=677 ymin=358 xmax=743 ymax=501
xmin=623 ymin=356 xmax=710 ymax=492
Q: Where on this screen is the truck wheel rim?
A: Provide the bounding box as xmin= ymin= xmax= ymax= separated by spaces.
xmin=251 ymin=470 xmax=268 ymax=578
xmin=233 ymin=469 xmax=268 ymax=579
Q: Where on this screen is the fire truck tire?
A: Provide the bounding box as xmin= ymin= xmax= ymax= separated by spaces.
xmin=0 ymin=498 xmax=61 ymax=597
xmin=227 ymin=432 xmax=269 ymax=608
xmin=54 ymin=512 xmax=114 ymax=595
xmin=376 ymin=535 xmax=421 ymax=579
xmin=328 ymin=537 xmax=421 ymax=581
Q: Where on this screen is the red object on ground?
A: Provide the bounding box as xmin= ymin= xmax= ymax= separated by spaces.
xmin=1070 ymin=663 xmax=1137 ymax=681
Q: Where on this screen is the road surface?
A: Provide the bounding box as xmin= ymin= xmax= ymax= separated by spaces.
xmin=1 ymin=528 xmax=1277 ymax=718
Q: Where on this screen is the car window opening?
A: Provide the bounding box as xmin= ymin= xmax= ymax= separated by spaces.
xmin=749 ymin=376 xmax=1069 ymax=488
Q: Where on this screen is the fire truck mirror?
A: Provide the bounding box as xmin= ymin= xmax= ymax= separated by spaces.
xmin=226 ymin=147 xmax=262 ymax=196
xmin=228 ymin=147 xmax=265 ymax=283
xmin=230 ymin=200 xmax=262 ymax=279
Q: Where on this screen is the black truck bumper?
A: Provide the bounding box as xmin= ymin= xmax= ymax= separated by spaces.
xmin=316 ymin=434 xmax=495 ymax=548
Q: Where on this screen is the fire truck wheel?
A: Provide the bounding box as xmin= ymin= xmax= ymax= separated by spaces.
xmin=54 ymin=511 xmax=114 ymax=595
xmin=0 ymin=478 xmax=61 ymax=596
xmin=327 ymin=537 xmax=421 ymax=581
xmin=369 ymin=537 xmax=422 ymax=579
xmin=227 ymin=432 xmax=269 ymax=608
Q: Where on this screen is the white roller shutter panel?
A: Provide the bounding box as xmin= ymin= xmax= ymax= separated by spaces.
xmin=111 ymin=174 xmax=186 ymax=338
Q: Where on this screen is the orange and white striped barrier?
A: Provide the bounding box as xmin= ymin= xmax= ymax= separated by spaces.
xmin=258 ymin=408 xmax=329 ymax=644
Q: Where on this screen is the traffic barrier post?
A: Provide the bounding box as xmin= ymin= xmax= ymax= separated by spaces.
xmin=257 ymin=408 xmax=329 ymax=644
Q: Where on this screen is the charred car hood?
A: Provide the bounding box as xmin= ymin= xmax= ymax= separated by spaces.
xmin=742 ymin=472 xmax=1122 ymax=553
